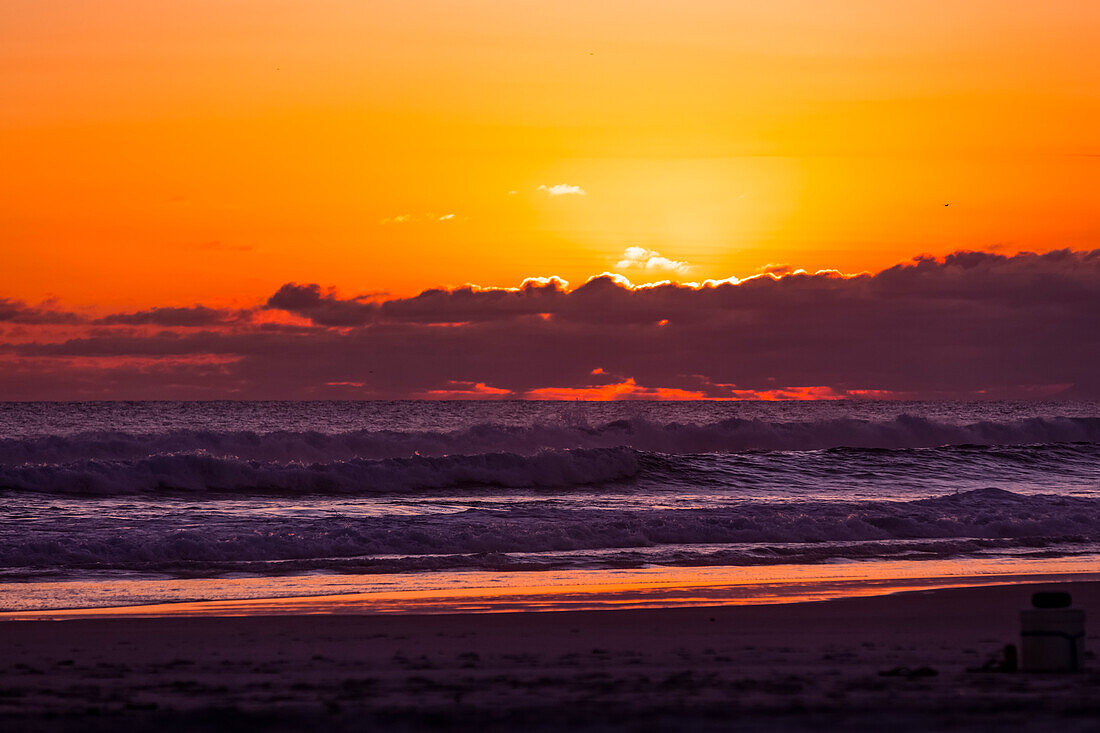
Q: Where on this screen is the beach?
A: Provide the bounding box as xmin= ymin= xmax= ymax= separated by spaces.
xmin=2 ymin=581 xmax=1097 ymax=731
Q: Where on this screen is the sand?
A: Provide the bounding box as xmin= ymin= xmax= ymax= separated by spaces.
xmin=1 ymin=581 xmax=1098 ymax=731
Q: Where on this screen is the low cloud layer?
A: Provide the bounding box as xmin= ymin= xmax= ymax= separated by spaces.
xmin=2 ymin=249 xmax=1098 ymax=400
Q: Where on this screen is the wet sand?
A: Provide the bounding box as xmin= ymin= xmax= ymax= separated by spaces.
xmin=1 ymin=581 xmax=1098 ymax=731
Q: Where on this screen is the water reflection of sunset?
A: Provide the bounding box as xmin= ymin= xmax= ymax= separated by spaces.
xmin=6 ymin=556 xmax=1098 ymax=620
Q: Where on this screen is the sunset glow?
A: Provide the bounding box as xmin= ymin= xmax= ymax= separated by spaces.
xmin=4 ymin=8 xmax=1100 ymax=729
xmin=3 ymin=1 xmax=1099 ymax=314
xmin=1 ymin=2 xmax=1099 ymax=399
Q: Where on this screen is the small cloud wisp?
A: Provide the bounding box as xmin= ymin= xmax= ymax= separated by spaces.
xmin=537 ymin=184 xmax=586 ymax=197
xmin=615 ymin=247 xmax=691 ymax=274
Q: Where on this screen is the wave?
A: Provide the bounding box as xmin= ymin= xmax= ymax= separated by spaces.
xmin=4 ymin=489 xmax=1099 ymax=577
xmin=6 ymin=540 xmax=1096 ymax=582
xmin=2 ymin=415 xmax=1098 ymax=466
xmin=0 ymin=447 xmax=640 ymax=495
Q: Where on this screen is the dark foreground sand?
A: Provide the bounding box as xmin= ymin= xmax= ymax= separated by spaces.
xmin=2 ymin=582 xmax=1098 ymax=731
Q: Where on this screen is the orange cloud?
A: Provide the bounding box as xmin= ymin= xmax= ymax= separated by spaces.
xmin=728 ymin=386 xmax=847 ymax=401
xmin=525 ymin=378 xmax=706 ymax=401
xmin=523 ymin=379 xmax=858 ymax=401
xmin=418 ymin=381 xmax=513 ymax=399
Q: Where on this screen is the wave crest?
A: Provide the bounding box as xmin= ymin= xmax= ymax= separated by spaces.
xmin=4 ymin=489 xmax=1098 ymax=576
xmin=0 ymin=447 xmax=640 ymax=496
xmin=2 ymin=415 xmax=1098 ymax=466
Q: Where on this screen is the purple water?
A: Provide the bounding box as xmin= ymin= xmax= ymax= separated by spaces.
xmin=2 ymin=401 xmax=1099 ymax=601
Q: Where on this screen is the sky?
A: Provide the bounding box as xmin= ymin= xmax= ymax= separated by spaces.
xmin=1 ymin=1 xmax=1098 ymax=399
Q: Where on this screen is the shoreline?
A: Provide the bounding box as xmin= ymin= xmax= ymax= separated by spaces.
xmin=2 ymin=581 xmax=1097 ymax=730
xmin=5 ymin=556 xmax=1100 ymax=620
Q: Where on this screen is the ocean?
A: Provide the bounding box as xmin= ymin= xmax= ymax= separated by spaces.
xmin=2 ymin=400 xmax=1099 ymax=615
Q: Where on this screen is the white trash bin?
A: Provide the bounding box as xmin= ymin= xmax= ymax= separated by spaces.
xmin=1020 ymin=591 xmax=1086 ymax=672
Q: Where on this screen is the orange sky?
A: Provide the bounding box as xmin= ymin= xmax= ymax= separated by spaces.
xmin=3 ymin=0 xmax=1099 ymax=311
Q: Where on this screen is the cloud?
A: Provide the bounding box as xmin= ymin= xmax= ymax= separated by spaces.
xmin=537 ymin=184 xmax=586 ymax=197
xmin=0 ymin=298 xmax=84 ymax=325
xmin=95 ymin=305 xmax=248 ymax=327
xmin=266 ymin=276 xmax=572 ymax=327
xmin=3 ymin=249 xmax=1099 ymax=400
xmin=0 ymin=299 xmax=259 ymax=329
xmin=382 ymin=213 xmax=460 ymax=224
xmin=265 ymin=283 xmax=379 ymax=327
xmin=525 ymin=378 xmax=707 ymax=401
xmin=615 ymin=247 xmax=691 ymax=274
xmin=522 ymin=378 xmax=850 ymax=401
xmin=416 ymin=381 xmax=513 ymax=399
xmin=381 ymin=214 xmax=414 ymax=224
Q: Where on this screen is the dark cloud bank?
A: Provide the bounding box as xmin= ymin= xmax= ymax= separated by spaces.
xmin=2 ymin=249 xmax=1098 ymax=400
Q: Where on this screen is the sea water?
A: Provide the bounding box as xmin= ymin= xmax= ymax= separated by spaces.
xmin=2 ymin=401 xmax=1098 ymax=614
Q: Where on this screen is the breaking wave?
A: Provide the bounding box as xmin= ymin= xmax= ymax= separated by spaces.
xmin=0 ymin=447 xmax=640 ymax=496
xmin=4 ymin=489 xmax=1099 ymax=577
xmin=2 ymin=415 xmax=1098 ymax=466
